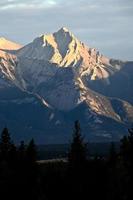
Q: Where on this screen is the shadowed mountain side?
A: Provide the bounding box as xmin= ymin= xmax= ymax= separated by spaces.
xmin=84 ymin=61 xmax=133 ymax=104
xmin=0 ymin=99 xmax=131 ymax=144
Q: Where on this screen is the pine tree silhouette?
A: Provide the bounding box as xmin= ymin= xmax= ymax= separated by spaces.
xmin=0 ymin=127 xmax=11 ymax=161
xmin=120 ymin=128 xmax=133 ymax=169
xmin=8 ymin=142 xmax=17 ymax=168
xmin=18 ymin=140 xmax=25 ymax=162
xmin=26 ymin=138 xmax=37 ymax=164
xmin=26 ymin=139 xmax=38 ymax=199
xmin=120 ymin=127 xmax=133 ymax=200
xmin=68 ymin=120 xmax=87 ymax=167
xmin=109 ymin=142 xmax=117 ymax=167
xmin=67 ymin=121 xmax=87 ymax=199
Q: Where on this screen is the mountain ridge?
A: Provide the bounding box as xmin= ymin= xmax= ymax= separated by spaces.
xmin=0 ymin=37 xmax=22 ymax=51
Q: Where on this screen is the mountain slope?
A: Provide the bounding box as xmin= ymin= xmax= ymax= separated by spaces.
xmin=0 ymin=37 xmax=22 ymax=51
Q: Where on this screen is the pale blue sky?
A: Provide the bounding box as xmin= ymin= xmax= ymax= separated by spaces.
xmin=0 ymin=0 xmax=133 ymax=60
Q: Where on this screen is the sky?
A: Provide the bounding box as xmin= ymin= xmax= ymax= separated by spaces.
xmin=0 ymin=0 xmax=133 ymax=60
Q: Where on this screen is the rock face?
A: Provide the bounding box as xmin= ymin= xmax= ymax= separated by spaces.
xmin=0 ymin=27 xmax=133 ymax=143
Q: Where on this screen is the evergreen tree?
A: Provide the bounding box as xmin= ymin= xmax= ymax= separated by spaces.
xmin=26 ymin=139 xmax=38 ymax=199
xmin=0 ymin=127 xmax=12 ymax=160
xmin=108 ymin=142 xmax=117 ymax=167
xmin=67 ymin=121 xmax=88 ymax=199
xmin=18 ymin=140 xmax=25 ymax=161
xmin=68 ymin=120 xmax=87 ymax=167
xmin=120 ymin=128 xmax=133 ymax=169
xmin=8 ymin=143 xmax=17 ymax=167
xmin=26 ymin=139 xmax=37 ymax=164
xmin=120 ymin=128 xmax=133 ymax=199
xmin=17 ymin=140 xmax=26 ymax=177
xmin=108 ymin=142 xmax=120 ymax=200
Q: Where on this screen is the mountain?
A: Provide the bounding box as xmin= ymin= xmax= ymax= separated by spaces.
xmin=0 ymin=27 xmax=133 ymax=143
xmin=0 ymin=37 xmax=22 ymax=51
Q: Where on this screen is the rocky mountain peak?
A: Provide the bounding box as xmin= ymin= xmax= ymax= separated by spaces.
xmin=0 ymin=37 xmax=22 ymax=50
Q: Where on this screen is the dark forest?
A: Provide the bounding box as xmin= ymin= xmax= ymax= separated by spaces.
xmin=0 ymin=121 xmax=133 ymax=200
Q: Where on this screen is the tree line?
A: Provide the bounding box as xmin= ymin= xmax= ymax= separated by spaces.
xmin=0 ymin=121 xmax=133 ymax=200
xmin=0 ymin=127 xmax=38 ymax=200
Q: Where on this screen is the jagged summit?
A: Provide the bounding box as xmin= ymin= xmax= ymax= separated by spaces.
xmin=17 ymin=27 xmax=80 ymax=65
xmin=34 ymin=27 xmax=73 ymax=44
xmin=58 ymin=27 xmax=70 ymax=32
xmin=54 ymin=27 xmax=73 ymax=36
xmin=0 ymin=37 xmax=22 ymax=50
xmin=30 ymin=26 xmax=76 ymax=51
xmin=16 ymin=27 xmax=90 ymax=66
xmin=41 ymin=27 xmax=72 ymax=37
xmin=16 ymin=27 xmax=114 ymax=83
